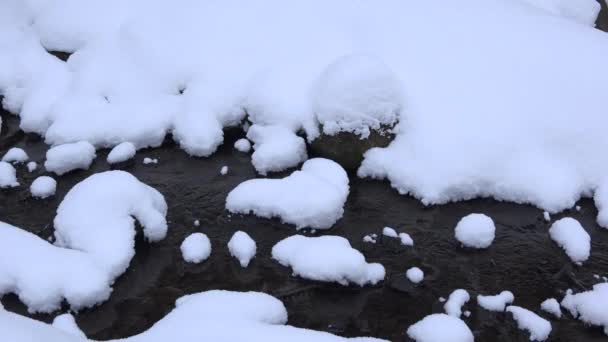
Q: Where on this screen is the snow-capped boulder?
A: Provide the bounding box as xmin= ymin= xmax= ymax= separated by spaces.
xmin=2 ymin=147 xmax=28 ymax=164
xmin=407 ymin=313 xmax=474 ymax=342
xmin=181 ymin=233 xmax=212 ymax=264
xmin=44 ymin=141 xmax=96 ymax=175
xmin=107 ymin=141 xmax=136 ymax=164
xmin=444 ymin=289 xmax=470 ymax=318
xmin=549 ymin=217 xmax=590 ymax=264
xmin=477 ymin=291 xmax=514 ymax=312
xmin=454 ymin=213 xmax=496 ymax=249
xmin=227 ymin=231 xmax=256 ymax=268
xmin=506 ymin=306 xmax=552 ymax=341
xmin=561 ymin=283 xmax=608 ymax=335
xmin=30 ymin=176 xmax=57 ymax=199
xmin=0 ymin=161 xmax=19 ymax=188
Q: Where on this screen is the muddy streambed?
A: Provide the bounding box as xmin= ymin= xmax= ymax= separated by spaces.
xmin=1 ymin=112 xmax=607 ymax=342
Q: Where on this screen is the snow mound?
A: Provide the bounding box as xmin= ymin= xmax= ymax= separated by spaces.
xmin=143 ymin=157 xmax=158 ymax=165
xmin=540 ymin=298 xmax=562 ymax=319
xmin=52 ymin=314 xmax=86 ymax=339
xmin=0 ymin=161 xmax=19 ymax=188
xmin=399 ymin=232 xmax=414 ymax=246
xmin=228 ymin=231 xmax=256 ymax=268
xmin=234 ymin=138 xmax=251 ymax=153
xmin=54 ymin=170 xmax=168 ymax=279
xmin=1 ymin=290 xmax=387 ymax=342
xmin=518 ymin=0 xmax=600 ymax=26
xmin=107 ymin=142 xmax=136 ymax=164
xmin=382 ymin=227 xmax=398 ymax=238
xmin=180 ymin=233 xmax=211 ymax=263
xmin=45 ymin=141 xmax=96 ymax=175
xmin=220 ymin=165 xmax=228 ymax=175
xmin=549 ymin=217 xmax=590 ymax=264
xmin=561 ymin=283 xmax=608 ymax=335
xmin=27 ymin=161 xmax=37 ymax=172
xmin=407 ymin=313 xmax=474 ymax=342
xmin=272 ymin=235 xmax=385 ymax=286
xmin=247 ymin=124 xmax=307 ymax=175
xmin=2 ymin=147 xmax=28 ymax=163
xmin=444 ymin=289 xmax=470 ymax=318
xmin=454 ymin=213 xmax=495 ymax=249
xmin=30 ymin=176 xmax=57 ymax=198
xmin=506 ymin=306 xmax=552 ymax=341
xmin=226 ymin=158 xmax=349 ymax=229
xmin=406 ymin=267 xmax=424 ymax=284
xmin=312 ymin=54 xmax=402 ymax=138
xmin=477 ymin=291 xmax=514 ymax=312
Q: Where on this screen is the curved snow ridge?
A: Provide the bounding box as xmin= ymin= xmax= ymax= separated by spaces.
xmin=226 ymin=158 xmax=349 ymax=230
xmin=272 ymin=235 xmax=385 ymax=286
xmin=1 ymin=290 xmax=387 ymax=342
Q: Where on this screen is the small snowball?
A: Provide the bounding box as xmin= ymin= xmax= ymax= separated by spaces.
xmin=382 ymin=226 xmax=398 ymax=238
xmin=540 ymin=298 xmax=562 ymax=319
xmin=52 ymin=313 xmax=86 ymax=339
xmin=227 ymin=231 xmax=257 ymax=267
xmin=477 ymin=291 xmax=514 ymax=312
xmin=30 ymin=176 xmax=57 ymax=199
xmin=181 ymin=233 xmax=212 ymax=263
xmin=543 ymin=211 xmax=551 ymax=222
xmin=107 ymin=142 xmax=136 ymax=164
xmin=45 ymin=141 xmax=96 ymax=175
xmin=406 ymin=267 xmax=424 ymax=284
xmin=454 ymin=213 xmax=495 ymax=249
xmin=549 ymin=217 xmax=590 ymax=264
xmin=220 ymin=166 xmax=228 ymax=175
xmin=363 ymin=235 xmax=376 ymax=243
xmin=2 ymin=147 xmax=28 ymax=164
xmin=463 ymin=310 xmax=471 ymax=317
xmin=575 ymin=205 xmax=581 ymax=212
xmin=439 ymin=297 xmax=446 ymax=302
xmin=143 ymin=157 xmax=158 ymax=165
xmin=399 ymin=232 xmax=414 ymax=246
xmin=0 ymin=161 xmax=19 ymax=188
xmin=27 ymin=161 xmax=37 ymax=172
xmin=407 ymin=313 xmax=474 ymax=342
xmin=194 ymin=219 xmax=200 ymax=227
xmin=506 ymin=306 xmax=552 ymax=341
xmin=234 ymin=138 xmax=252 ymax=153
xmin=444 ymin=289 xmax=470 ymax=317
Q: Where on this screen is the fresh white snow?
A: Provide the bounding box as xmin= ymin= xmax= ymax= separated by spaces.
xmin=234 ymin=138 xmax=251 ymax=153
xmin=0 ymin=161 xmax=19 ymax=188
xmin=220 ymin=165 xmax=228 ymax=175
xmin=107 ymin=142 xmax=136 ymax=164
xmin=477 ymin=291 xmax=514 ymax=312
xmin=226 ymin=158 xmax=349 ymax=229
xmin=52 ymin=314 xmax=86 ymax=339
xmin=271 ymin=235 xmax=385 ymax=286
xmin=382 ymin=227 xmax=398 ymax=238
xmin=561 ymin=283 xmax=608 ymax=335
xmin=143 ymin=157 xmax=158 ymax=165
xmin=399 ymin=232 xmax=414 ymax=246
xmin=180 ymin=233 xmax=211 ymax=263
xmin=247 ymin=124 xmax=307 ymax=175
xmin=506 ymin=306 xmax=552 ymax=341
xmin=2 ymin=147 xmax=28 ymax=164
xmin=444 ymin=289 xmax=470 ymax=318
xmin=30 ymin=176 xmax=57 ymax=199
xmin=517 ymin=0 xmax=601 ymax=26
xmin=540 ymin=298 xmax=562 ymax=318
xmin=227 ymin=231 xmax=256 ymax=268
xmin=407 ymin=313 xmax=474 ymax=342
xmin=549 ymin=217 xmax=590 ymax=264
xmin=454 ymin=213 xmax=496 ymax=249
xmin=26 ymin=161 xmax=37 ymax=172
xmin=44 ymin=141 xmax=96 ymax=175
xmin=543 ymin=211 xmax=551 ymax=222
xmin=406 ymin=267 xmax=424 ymax=284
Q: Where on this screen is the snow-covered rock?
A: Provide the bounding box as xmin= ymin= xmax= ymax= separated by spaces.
xmin=0 ymin=161 xmax=19 ymax=188
xmin=27 ymin=161 xmax=37 ymax=172
xmin=52 ymin=314 xmax=86 ymax=339
xmin=271 ymin=235 xmax=385 ymax=286
xmin=399 ymin=232 xmax=414 ymax=246
xmin=382 ymin=227 xmax=398 ymax=238
xmin=2 ymin=147 xmax=28 ymax=163
xmin=226 ymin=158 xmax=349 ymax=229
xmin=561 ymin=283 xmax=608 ymax=335
xmin=549 ymin=217 xmax=590 ymax=264
xmin=477 ymin=291 xmax=514 ymax=312
xmin=406 ymin=267 xmax=424 ymax=284
xmin=247 ymin=124 xmax=307 ymax=175
xmin=107 ymin=142 xmax=136 ymax=164
xmin=180 ymin=233 xmax=212 ymax=264
xmin=594 ymin=180 xmax=608 ymax=229
xmin=407 ymin=313 xmax=474 ymax=342
xmin=444 ymin=289 xmax=470 ymax=318
xmin=234 ymin=138 xmax=251 ymax=153
xmin=30 ymin=176 xmax=57 ymax=199
xmin=506 ymin=306 xmax=552 ymax=341
xmin=44 ymin=141 xmax=96 ymax=175
xmin=227 ymin=231 xmax=256 ymax=267
xmin=540 ymin=298 xmax=562 ymax=319
xmin=517 ymin=0 xmax=601 ymax=26
xmin=220 ymin=165 xmax=228 ymax=175
xmin=454 ymin=213 xmax=495 ymax=249
xmin=143 ymin=157 xmax=158 ymax=165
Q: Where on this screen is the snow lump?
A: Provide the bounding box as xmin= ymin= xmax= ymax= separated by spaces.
xmin=406 ymin=267 xmax=424 ymax=284
xmin=477 ymin=291 xmax=514 ymax=312
xmin=107 ymin=142 xmax=136 ymax=164
xmin=30 ymin=176 xmax=57 ymax=199
xmin=454 ymin=213 xmax=495 ymax=249
xmin=0 ymin=161 xmax=19 ymax=188
xmin=506 ymin=306 xmax=552 ymax=341
xmin=549 ymin=217 xmax=590 ymax=264
xmin=234 ymin=138 xmax=251 ymax=153
xmin=227 ymin=231 xmax=256 ymax=268
xmin=181 ymin=233 xmax=212 ymax=264
xmin=407 ymin=313 xmax=474 ymax=342
xmin=2 ymin=147 xmax=28 ymax=164
xmin=444 ymin=289 xmax=470 ymax=318
xmin=44 ymin=141 xmax=96 ymax=175
xmin=561 ymin=283 xmax=608 ymax=335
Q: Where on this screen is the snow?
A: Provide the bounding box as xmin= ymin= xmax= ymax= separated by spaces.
xmin=30 ymin=176 xmax=57 ymax=199
xmin=107 ymin=141 xmax=136 ymax=164
xmin=44 ymin=141 xmax=96 ymax=175
xmin=143 ymin=157 xmax=158 ymax=165
xmin=382 ymin=227 xmax=398 ymax=238
xmin=540 ymin=298 xmax=562 ymax=318
xmin=234 ymin=138 xmax=251 ymax=153
xmin=407 ymin=313 xmax=474 ymax=342
xmin=363 ymin=235 xmax=376 ymax=244
xmin=506 ymin=306 xmax=552 ymax=341
xmin=2 ymin=147 xmax=28 ymax=163
xmin=561 ymin=283 xmax=608 ymax=335
xmin=0 ymin=161 xmax=19 ymax=188
xmin=444 ymin=289 xmax=470 ymax=318
xmin=406 ymin=267 xmax=424 ymax=284
xmin=454 ymin=214 xmax=496 ymax=249
xmin=517 ymin=0 xmax=601 ymax=26
xmin=27 ymin=161 xmax=37 ymax=172
xmin=477 ymin=291 xmax=514 ymax=312
xmin=247 ymin=124 xmax=307 ymax=175
xmin=593 ymin=181 xmax=608 ymax=229
xmin=226 ymin=158 xmax=349 ymax=229
xmin=52 ymin=314 xmax=86 ymax=339
xmin=543 ymin=211 xmax=551 ymax=222
xmin=220 ymin=165 xmax=228 ymax=175
xmin=227 ymin=231 xmax=256 ymax=268
xmin=549 ymin=217 xmax=590 ymax=264
xmin=180 ymin=233 xmax=212 ymax=264
xmin=399 ymin=232 xmax=414 ymax=246
xmin=193 ymin=219 xmax=200 ymax=227
xmin=271 ymin=235 xmax=385 ymax=286
xmin=1 ymin=290 xmax=386 ymax=342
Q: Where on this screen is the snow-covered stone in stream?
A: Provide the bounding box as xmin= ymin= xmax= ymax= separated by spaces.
xmin=30 ymin=176 xmax=57 ymax=199
xmin=407 ymin=313 xmax=474 ymax=342
xmin=44 ymin=141 xmax=96 ymax=175
xmin=181 ymin=233 xmax=212 ymax=264
xmin=228 ymin=231 xmax=256 ymax=268
xmin=234 ymin=138 xmax=251 ymax=153
xmin=406 ymin=267 xmax=424 ymax=284
xmin=454 ymin=213 xmax=495 ymax=249
xmin=220 ymin=165 xmax=228 ymax=175
xmin=561 ymin=283 xmax=608 ymax=335
xmin=382 ymin=227 xmax=398 ymax=238
xmin=27 ymin=161 xmax=37 ymax=172
xmin=399 ymin=232 xmax=414 ymax=246
xmin=540 ymin=298 xmax=562 ymax=318
xmin=52 ymin=314 xmax=86 ymax=339
xmin=477 ymin=291 xmax=514 ymax=312
xmin=594 ymin=180 xmax=608 ymax=229
xmin=271 ymin=235 xmax=385 ymax=286
xmin=226 ymin=158 xmax=348 ymax=229
xmin=143 ymin=157 xmax=158 ymax=165
xmin=0 ymin=161 xmax=19 ymax=188
xmin=1 ymin=290 xmax=387 ymax=342
xmin=193 ymin=219 xmax=200 ymax=227
xmin=444 ymin=289 xmax=470 ymax=318
xmin=107 ymin=142 xmax=136 ymax=164
xmin=247 ymin=124 xmax=307 ymax=175
xmin=363 ymin=235 xmax=376 ymax=244
xmin=543 ymin=211 xmax=551 ymax=222
xmin=506 ymin=306 xmax=552 ymax=341
xmin=549 ymin=217 xmax=590 ymax=264
xmin=2 ymin=147 xmax=28 ymax=164
xmin=517 ymin=0 xmax=600 ymax=26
